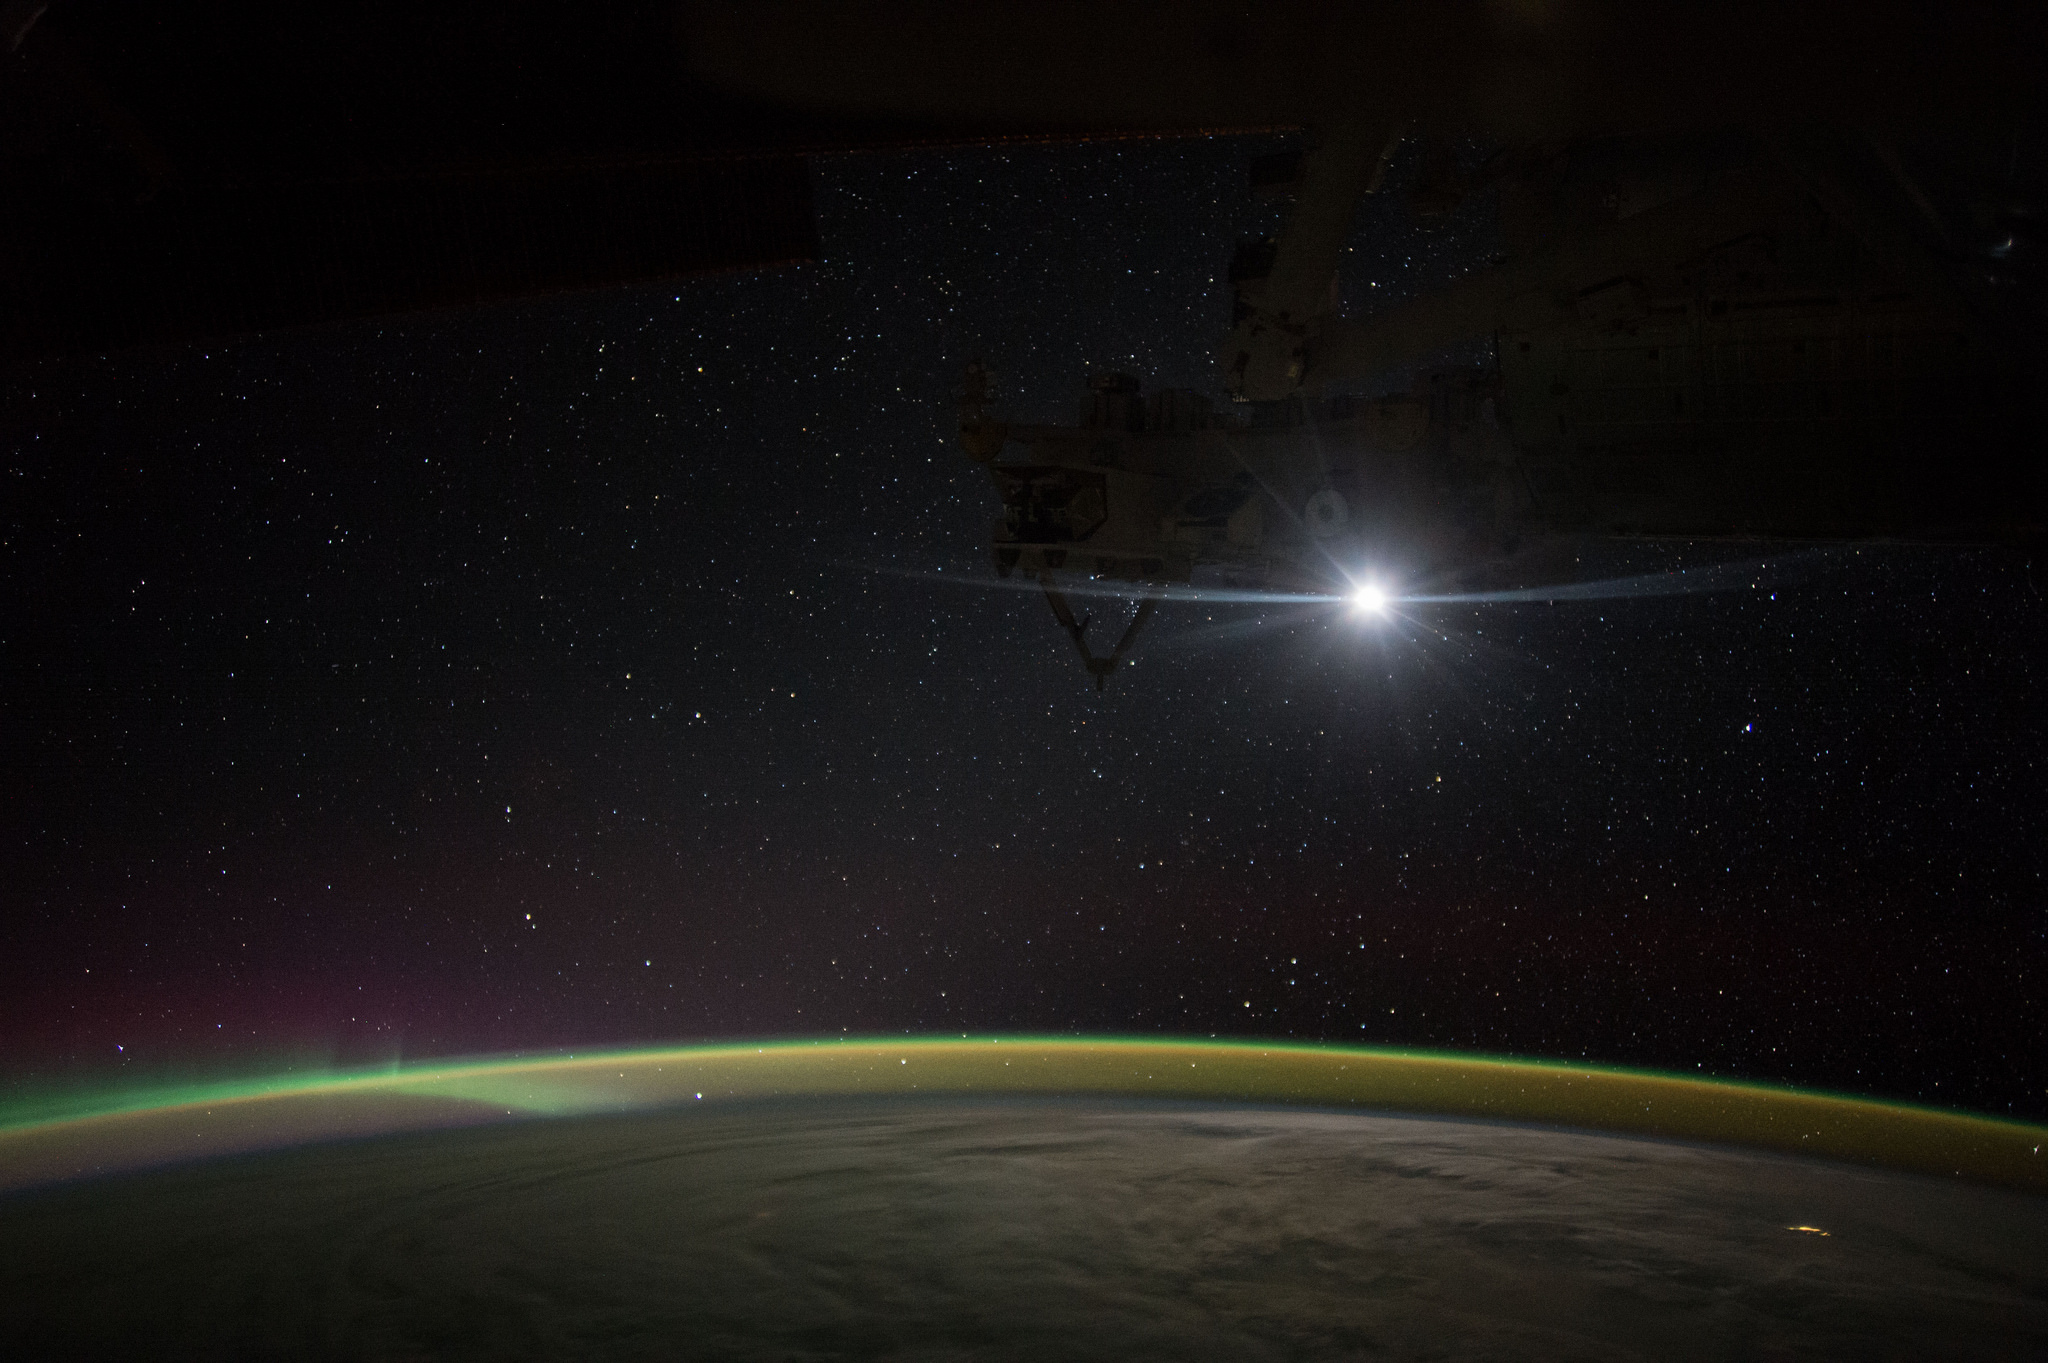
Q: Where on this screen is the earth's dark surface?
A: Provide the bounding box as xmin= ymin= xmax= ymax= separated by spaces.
xmin=3 ymin=1098 xmax=2043 ymax=1360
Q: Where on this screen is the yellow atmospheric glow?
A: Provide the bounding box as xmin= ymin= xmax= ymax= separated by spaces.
xmin=3 ymin=1039 xmax=2044 ymax=1196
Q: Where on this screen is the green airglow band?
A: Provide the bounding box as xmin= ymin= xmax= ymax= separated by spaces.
xmin=3 ymin=1038 xmax=2043 ymax=1194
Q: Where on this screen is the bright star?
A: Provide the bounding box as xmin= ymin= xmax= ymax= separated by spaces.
xmin=1352 ymin=583 xmax=1388 ymax=615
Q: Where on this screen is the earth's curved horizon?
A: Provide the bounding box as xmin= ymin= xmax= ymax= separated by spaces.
xmin=5 ymin=1080 xmax=2046 ymax=1359
xmin=5 ymin=1037 xmax=2044 ymax=1195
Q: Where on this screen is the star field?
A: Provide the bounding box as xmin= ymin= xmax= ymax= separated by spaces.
xmin=3 ymin=138 xmax=2043 ymax=1118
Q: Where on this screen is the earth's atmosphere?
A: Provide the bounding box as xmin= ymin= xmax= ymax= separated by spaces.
xmin=8 ymin=1042 xmax=2044 ymax=1193
xmin=4 ymin=1097 xmax=2045 ymax=1361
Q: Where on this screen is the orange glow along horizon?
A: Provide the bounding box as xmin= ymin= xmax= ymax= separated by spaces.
xmin=5 ymin=1037 xmax=2044 ymax=1197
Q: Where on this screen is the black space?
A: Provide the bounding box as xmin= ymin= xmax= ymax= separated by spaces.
xmin=5 ymin=139 xmax=2044 ymax=1118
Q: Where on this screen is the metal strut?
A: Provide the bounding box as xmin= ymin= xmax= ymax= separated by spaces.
xmin=1038 ymin=573 xmax=1162 ymax=690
